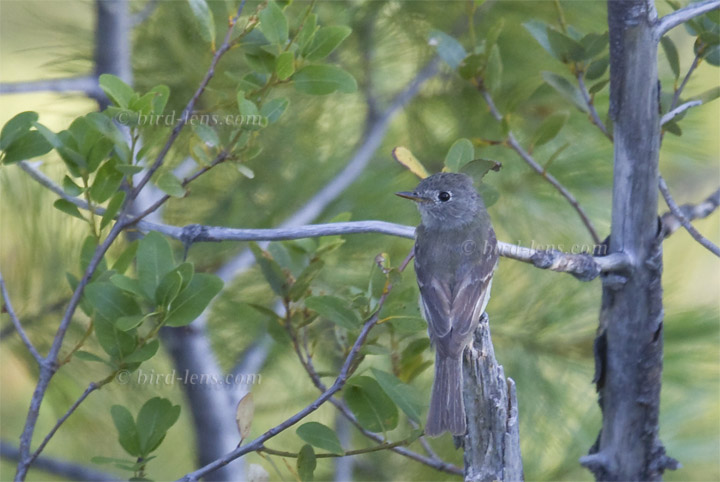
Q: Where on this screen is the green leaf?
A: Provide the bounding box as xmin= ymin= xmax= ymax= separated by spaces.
xmin=343 ymin=376 xmax=399 ymax=433
xmin=458 ymin=53 xmax=486 ymax=80
xmin=297 ymin=444 xmax=316 ymax=482
xmin=155 ymin=270 xmax=183 ymax=307
xmin=523 ymin=21 xmax=558 ymax=60
xmin=101 ymin=191 xmax=126 ymax=230
xmin=542 ymin=71 xmax=588 ymax=112
xmin=53 ymin=199 xmax=85 ymax=221
xmin=1 ymin=130 xmax=53 ymax=164
xmin=99 ymin=74 xmax=135 ymax=108
xmin=486 ymin=17 xmax=505 ymax=50
xmin=0 ymin=111 xmax=38 ymax=150
xmin=85 ymin=281 xmax=141 ymax=321
xmin=293 ymin=65 xmax=358 ymax=95
xmin=111 ymin=240 xmax=138 ymax=275
xmin=589 ymin=78 xmax=609 ymax=94
xmin=444 ymin=138 xmax=474 ymax=172
xmin=137 ymin=231 xmax=175 ymax=300
xmin=305 ymin=295 xmax=359 ymax=330
xmin=371 ymin=368 xmax=424 ymax=423
xmin=532 ymin=111 xmax=569 ymax=148
xmin=296 ymin=14 xmax=317 ymax=51
xmin=260 ymin=97 xmax=289 ymax=124
xmin=115 ymin=164 xmax=143 ymax=175
xmin=136 ymin=397 xmax=181 ymax=455
xmin=123 ymin=340 xmax=160 ymax=363
xmin=428 ymin=30 xmax=466 ymax=69
xmin=459 ymin=159 xmax=502 ymax=186
xmin=90 ymin=158 xmax=124 ymax=203
xmin=111 ymin=405 xmax=141 ymax=457
xmin=296 ymin=422 xmax=344 ymax=455
xmin=484 ymin=44 xmax=503 ymax=92
xmin=259 ymin=1 xmax=288 ymax=45
xmin=156 ymin=171 xmax=186 ymax=198
xmin=95 ymin=316 xmax=137 ymax=360
xmin=110 ymin=274 xmax=145 ymax=298
xmin=80 ymin=235 xmax=108 ymax=275
xmin=302 ymin=25 xmax=352 ymax=61
xmin=249 ymin=243 xmax=289 ymax=296
xmin=579 ymin=32 xmax=608 ymax=60
xmin=275 ymin=51 xmax=295 ymax=81
xmin=193 ymin=124 xmax=219 ymax=147
xmin=74 ymin=351 xmax=108 ymax=363
xmin=150 ymin=85 xmax=170 ymax=114
xmin=62 ymin=175 xmax=84 ymax=196
xmin=288 ymin=259 xmax=324 ymax=301
xmin=237 ymin=91 xmax=260 ymax=117
xmin=187 ymin=0 xmax=216 ymax=44
xmin=663 ymin=120 xmax=682 ymax=136
xmin=660 ymin=37 xmax=680 ymax=79
xmin=585 ymin=56 xmax=609 ymax=80
xmin=116 ymin=315 xmax=146 ymax=332
xmin=546 ymin=27 xmax=585 ymax=62
xmin=165 ymin=273 xmax=224 ymax=327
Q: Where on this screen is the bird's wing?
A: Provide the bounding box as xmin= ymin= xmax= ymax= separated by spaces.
xmin=416 ymin=239 xmax=497 ymax=356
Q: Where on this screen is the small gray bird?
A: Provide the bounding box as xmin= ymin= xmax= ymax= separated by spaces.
xmin=396 ymin=172 xmax=498 ymax=437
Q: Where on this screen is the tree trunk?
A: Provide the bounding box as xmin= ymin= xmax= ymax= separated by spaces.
xmin=462 ymin=314 xmax=523 ymax=482
xmin=581 ymin=1 xmax=678 ymax=479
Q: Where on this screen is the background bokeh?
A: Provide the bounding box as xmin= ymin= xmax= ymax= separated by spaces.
xmin=1 ymin=1 xmax=718 ymax=481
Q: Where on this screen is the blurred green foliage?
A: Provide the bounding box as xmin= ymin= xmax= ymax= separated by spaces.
xmin=1 ymin=0 xmax=718 ymax=481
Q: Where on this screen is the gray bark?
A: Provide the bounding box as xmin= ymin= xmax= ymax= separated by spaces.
xmin=462 ymin=314 xmax=523 ymax=482
xmin=580 ymin=1 xmax=678 ymax=479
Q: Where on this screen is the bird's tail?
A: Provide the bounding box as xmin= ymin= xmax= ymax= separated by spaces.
xmin=425 ymin=353 xmax=465 ymax=437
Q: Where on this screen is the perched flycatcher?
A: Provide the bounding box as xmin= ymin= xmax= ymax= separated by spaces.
xmin=396 ymin=172 xmax=498 ymax=437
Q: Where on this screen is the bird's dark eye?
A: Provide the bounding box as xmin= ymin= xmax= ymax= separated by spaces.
xmin=438 ymin=191 xmax=451 ymax=202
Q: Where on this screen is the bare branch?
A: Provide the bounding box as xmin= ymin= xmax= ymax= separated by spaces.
xmin=661 ymin=100 xmax=702 ymax=126
xmin=658 ymin=176 xmax=720 ymax=256
xmin=0 ymin=272 xmax=44 ymax=365
xmin=17 ymin=160 xmax=629 ymax=279
xmin=0 ymin=76 xmax=101 ymax=97
xmin=655 ymin=0 xmax=720 ymax=39
xmin=661 ymin=187 xmax=720 ymax=238
xmin=28 ymin=381 xmax=105 ymax=467
xmin=577 ymin=73 xmax=612 ymax=141
xmin=0 ymin=441 xmax=120 ymax=482
xmin=671 ymin=53 xmax=701 ymax=113
xmin=479 ymin=87 xmax=602 ymax=244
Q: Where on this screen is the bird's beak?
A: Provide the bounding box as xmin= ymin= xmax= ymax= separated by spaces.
xmin=395 ymin=191 xmax=428 ymax=202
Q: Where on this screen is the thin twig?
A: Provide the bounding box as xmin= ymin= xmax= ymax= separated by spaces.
xmin=27 ymin=380 xmax=107 ymax=467
xmin=287 ymin=292 xmax=462 ymax=475
xmin=260 ymin=437 xmax=416 ymax=458
xmin=177 ymin=263 xmax=404 ymax=482
xmin=661 ymin=100 xmax=702 ymax=126
xmin=658 ymin=176 xmax=720 ymax=257
xmin=0 ymin=441 xmax=120 ymax=482
xmin=0 ymin=272 xmax=44 ymax=365
xmin=479 ymin=87 xmax=602 ymax=244
xmin=671 ymin=52 xmax=701 ymax=112
xmin=129 ymin=0 xmax=247 ymax=199
xmin=661 ymin=187 xmax=720 ymax=238
xmin=576 ymin=72 xmax=612 ymax=140
xmin=655 ymin=0 xmax=720 ymax=39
